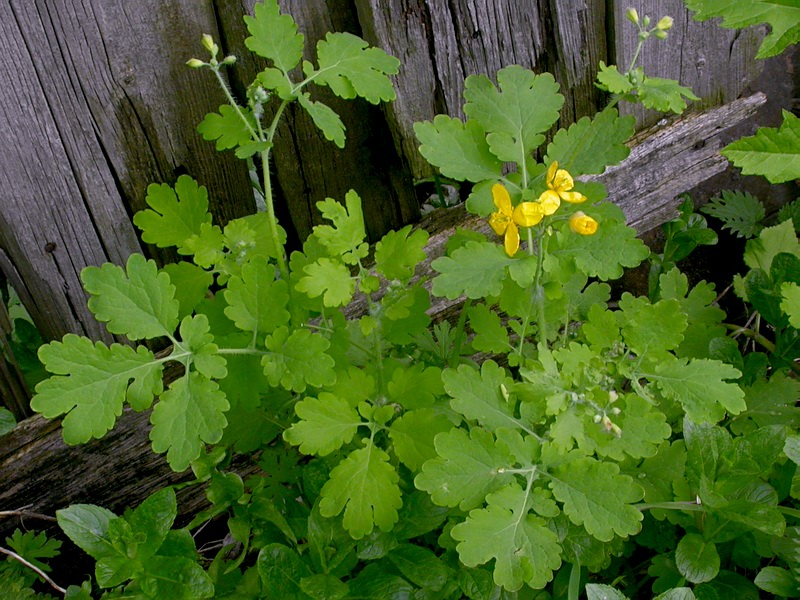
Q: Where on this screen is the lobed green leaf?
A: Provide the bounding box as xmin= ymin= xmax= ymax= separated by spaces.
xmin=244 ymin=0 xmax=304 ymax=72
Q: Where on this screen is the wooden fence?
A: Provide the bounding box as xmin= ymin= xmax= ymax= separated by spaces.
xmin=0 ymin=0 xmax=764 ymax=419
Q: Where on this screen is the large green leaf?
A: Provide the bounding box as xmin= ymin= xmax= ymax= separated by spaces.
xmin=414 ymin=116 xmax=503 ymax=182
xmin=134 ymin=176 xmax=213 ymax=250
xmin=244 ymin=0 xmax=304 ymax=72
xmin=464 ymin=66 xmax=563 ymax=164
xmin=722 ymin=110 xmax=800 ymax=183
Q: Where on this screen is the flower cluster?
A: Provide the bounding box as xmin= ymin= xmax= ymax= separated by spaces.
xmin=489 ymin=161 xmax=596 ymax=256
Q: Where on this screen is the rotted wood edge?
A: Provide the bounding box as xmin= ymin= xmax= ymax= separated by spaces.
xmin=0 ymin=93 xmax=766 ymax=537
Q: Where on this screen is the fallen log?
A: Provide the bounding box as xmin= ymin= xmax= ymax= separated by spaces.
xmin=0 ymin=94 xmax=766 ymax=538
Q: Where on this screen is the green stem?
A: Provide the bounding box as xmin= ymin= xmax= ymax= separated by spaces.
xmin=531 ymin=229 xmax=548 ymax=342
xmin=449 ymin=298 xmax=472 ymax=368
xmin=626 ymin=37 xmax=645 ymax=74
xmin=211 ymin=67 xmax=259 ymax=141
xmin=723 ymin=323 xmax=800 ymax=375
xmin=635 ymin=501 xmax=705 ymax=512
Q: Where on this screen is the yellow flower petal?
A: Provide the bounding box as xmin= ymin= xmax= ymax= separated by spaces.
xmin=569 ymin=211 xmax=598 ymax=235
xmin=551 ymin=168 xmax=574 ymax=192
xmin=546 ymin=162 xmax=558 ymax=186
xmin=492 ymin=183 xmax=513 ymax=216
xmin=489 ymin=212 xmax=510 ymax=236
xmin=513 ymin=202 xmax=544 ymax=227
xmin=504 ymin=220 xmax=520 ymax=256
xmin=538 ymin=190 xmax=561 ymax=215
xmin=559 ymin=190 xmax=587 ymax=204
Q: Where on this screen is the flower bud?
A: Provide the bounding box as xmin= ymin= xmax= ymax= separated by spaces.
xmin=201 ymin=34 xmax=218 ymax=55
xmin=653 ymin=29 xmax=668 ymax=40
xmin=186 ymin=58 xmax=205 ymax=69
xmin=642 ymin=15 xmax=651 ymax=27
xmin=221 ymin=55 xmax=237 ymax=66
xmin=656 ymin=16 xmax=674 ymax=30
xmin=569 ymin=211 xmax=598 ymax=235
xmin=625 ymin=8 xmax=639 ymax=25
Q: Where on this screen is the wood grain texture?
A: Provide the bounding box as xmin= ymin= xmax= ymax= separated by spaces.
xmin=355 ymin=0 xmax=608 ymax=180
xmin=212 ymin=0 xmax=419 ymax=245
xmin=0 ymin=94 xmax=765 ymax=537
xmin=611 ymin=0 xmax=765 ymax=127
xmin=0 ymin=0 xmax=255 ymax=344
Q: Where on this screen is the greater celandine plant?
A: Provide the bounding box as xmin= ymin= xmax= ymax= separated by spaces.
xmin=10 ymin=2 xmax=800 ymax=599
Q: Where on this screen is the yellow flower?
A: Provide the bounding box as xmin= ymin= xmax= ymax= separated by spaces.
xmin=489 ymin=184 xmax=544 ymax=256
xmin=569 ymin=211 xmax=598 ymax=235
xmin=538 ymin=161 xmax=586 ymax=214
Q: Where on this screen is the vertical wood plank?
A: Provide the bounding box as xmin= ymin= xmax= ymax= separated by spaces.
xmin=0 ymin=0 xmax=255 ymax=346
xmin=355 ymin=0 xmax=608 ymax=180
xmin=213 ymin=0 xmax=420 ymax=244
xmin=611 ymin=0 xmax=765 ymax=127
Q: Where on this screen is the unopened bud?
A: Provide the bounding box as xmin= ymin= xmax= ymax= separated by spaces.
xmin=221 ymin=55 xmax=237 ymax=66
xmin=201 ymin=34 xmax=218 ymax=55
xmin=593 ymin=414 xmax=602 ymax=424
xmin=625 ymin=8 xmax=639 ymax=25
xmin=611 ymin=407 xmax=621 ymax=415
xmin=656 ymin=16 xmax=674 ymax=30
xmin=186 ymin=58 xmax=205 ymax=69
xmin=653 ymin=30 xmax=668 ymax=39
xmin=642 ymin=15 xmax=651 ymax=27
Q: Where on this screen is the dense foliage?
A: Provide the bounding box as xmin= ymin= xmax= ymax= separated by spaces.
xmin=2 ymin=1 xmax=799 ymax=598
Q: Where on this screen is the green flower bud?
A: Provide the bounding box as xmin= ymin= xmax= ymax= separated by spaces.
xmin=656 ymin=16 xmax=674 ymax=30
xmin=201 ymin=33 xmax=218 ymax=55
xmin=186 ymin=58 xmax=205 ymax=69
xmin=653 ymin=29 xmax=668 ymax=39
xmin=220 ymin=55 xmax=237 ymax=66
xmin=642 ymin=15 xmax=651 ymax=27
xmin=625 ymin=7 xmax=639 ymax=25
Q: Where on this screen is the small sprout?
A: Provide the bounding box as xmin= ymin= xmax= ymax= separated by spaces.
xmin=625 ymin=7 xmax=639 ymax=25
xmin=186 ymin=58 xmax=206 ymax=69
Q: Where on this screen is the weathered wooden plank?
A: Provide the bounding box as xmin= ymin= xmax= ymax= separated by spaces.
xmin=354 ymin=0 xmax=608 ymax=180
xmin=0 ymin=0 xmax=255 ymax=346
xmin=212 ymin=0 xmax=419 ymax=244
xmin=611 ymin=0 xmax=765 ymax=127
xmin=0 ymin=94 xmax=765 ymax=539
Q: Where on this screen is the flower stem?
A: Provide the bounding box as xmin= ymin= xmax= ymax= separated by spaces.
xmin=532 ymin=229 xmax=548 ymax=342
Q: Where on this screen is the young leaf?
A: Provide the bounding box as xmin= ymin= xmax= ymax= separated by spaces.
xmin=56 ymin=504 xmax=118 ymax=560
xmin=414 ymin=116 xmax=504 ymax=182
xmin=415 ymin=427 xmax=515 ymax=510
xmin=722 ymin=110 xmax=800 ymax=183
xmin=545 ymin=108 xmax=635 ymax=175
xmin=451 ymin=484 xmax=562 ymax=591
xmin=175 ymin=315 xmax=227 ymax=380
xmin=374 ymin=225 xmax=429 ymax=281
xmin=134 ymin=176 xmax=213 ymax=250
xmin=140 ymin=555 xmax=214 ymax=599
xmin=297 ymin=93 xmax=346 ymax=148
xmin=296 ymin=258 xmax=355 ymax=307
xmin=595 ymin=63 xmax=634 ymax=94
xmin=388 ymin=408 xmax=454 ymax=471
xmin=284 ymin=393 xmax=363 ymax=456
xmin=676 ymin=533 xmax=720 ymax=584
xmin=257 ymin=543 xmax=313 ymax=598
xmin=243 ymin=0 xmax=304 ymax=72
xmin=319 ymin=442 xmax=403 ymax=538
xmin=637 ymin=77 xmax=699 ymax=114
xmin=744 ymin=219 xmax=800 ymax=273
xmin=150 ymin=372 xmax=229 ymax=471
xmin=262 ymin=326 xmax=336 ymax=392
xmin=314 ymin=190 xmax=368 ymax=264
xmin=32 ymin=336 xmax=162 ymax=443
xmin=647 ymin=357 xmax=745 ymax=423
xmin=620 ymin=296 xmax=687 ymax=357
xmin=310 ymin=32 xmax=399 ymax=104
xmin=161 ymin=262 xmax=214 ymax=320
xmin=700 ymin=190 xmax=765 ymax=238
xmin=126 ymin=488 xmax=177 ymax=560
xmin=196 ymin=105 xmax=257 ymax=151
xmin=443 ymin=361 xmax=533 ymax=434
xmin=431 ymin=241 xmax=513 ymax=299
xmin=468 ymin=303 xmax=512 ymax=354
xmin=547 ymin=457 xmax=644 ymax=541
xmin=82 ymin=254 xmax=179 ymax=340
xmin=463 ymin=66 xmax=563 ymax=164
xmin=224 ymin=259 xmax=290 ymax=334
xmin=685 ymin=0 xmax=800 ymax=58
